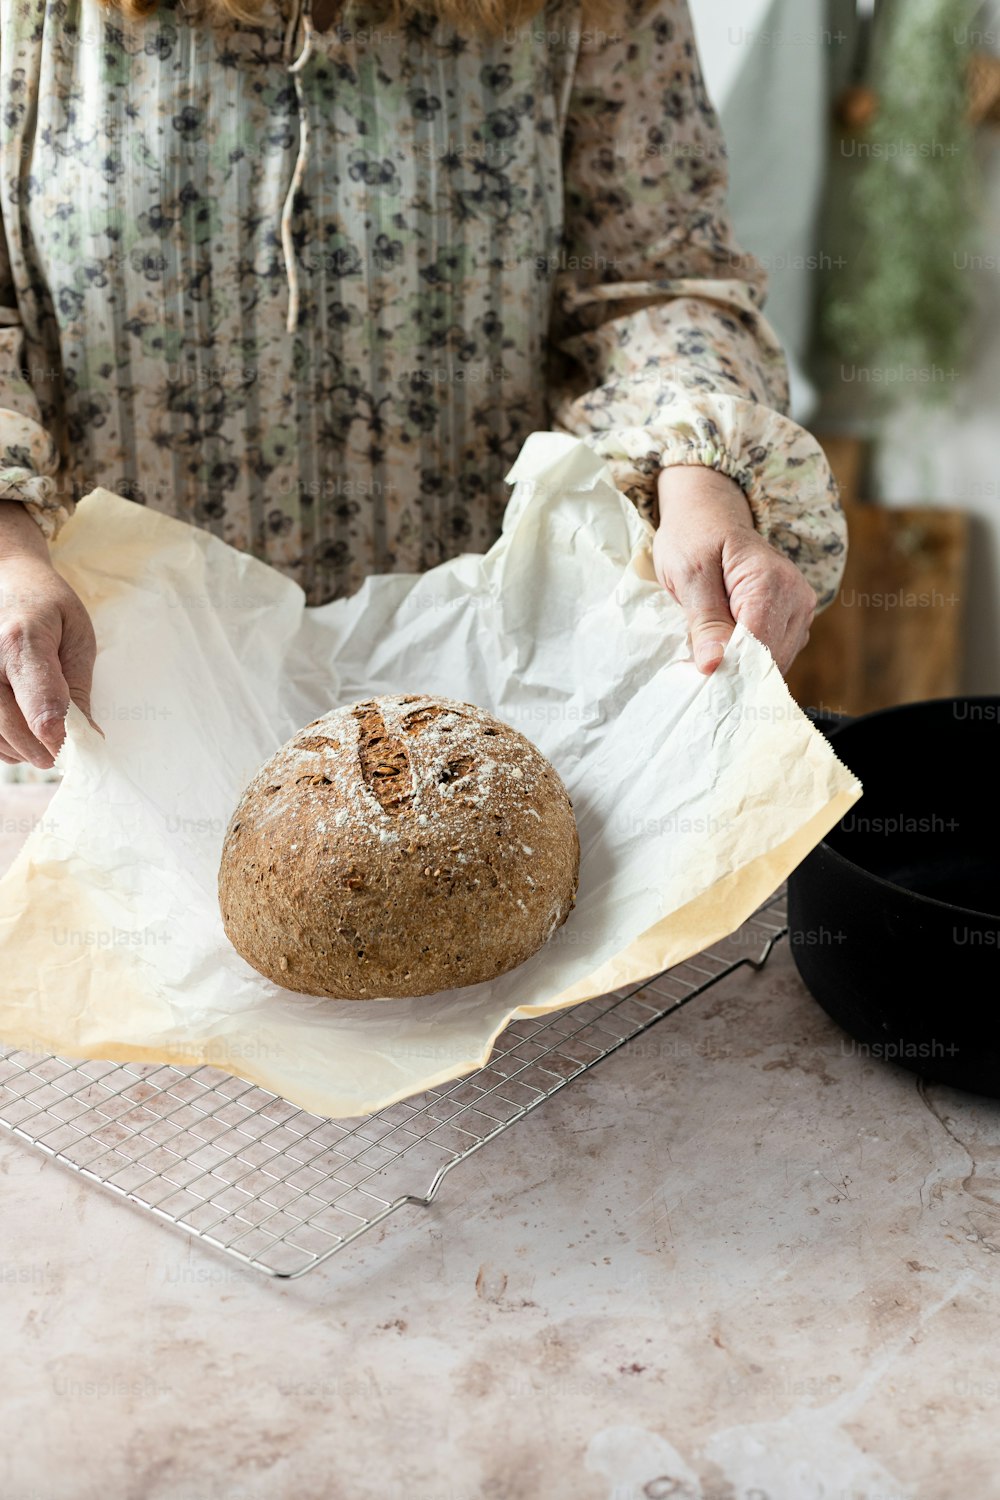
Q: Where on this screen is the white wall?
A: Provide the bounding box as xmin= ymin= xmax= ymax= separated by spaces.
xmin=689 ymin=0 xmax=830 ymax=422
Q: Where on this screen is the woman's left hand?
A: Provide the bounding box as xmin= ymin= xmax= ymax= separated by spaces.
xmin=652 ymin=465 xmax=817 ymax=677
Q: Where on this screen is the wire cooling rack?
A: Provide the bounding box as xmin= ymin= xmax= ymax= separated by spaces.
xmin=0 ymin=891 xmax=787 ymax=1280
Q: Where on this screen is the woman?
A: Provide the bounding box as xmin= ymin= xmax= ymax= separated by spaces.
xmin=0 ymin=0 xmax=844 ymax=769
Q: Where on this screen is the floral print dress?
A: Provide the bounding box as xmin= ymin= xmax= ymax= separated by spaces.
xmin=0 ymin=0 xmax=845 ymax=606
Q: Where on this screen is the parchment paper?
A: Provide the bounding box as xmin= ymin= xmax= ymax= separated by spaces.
xmin=0 ymin=433 xmax=861 ymax=1117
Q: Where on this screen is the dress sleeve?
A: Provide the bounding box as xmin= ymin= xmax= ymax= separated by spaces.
xmin=0 ymin=193 xmax=67 ymax=541
xmin=549 ymin=0 xmax=846 ymax=607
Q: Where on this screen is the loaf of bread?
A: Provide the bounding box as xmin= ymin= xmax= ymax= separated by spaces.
xmin=218 ymin=695 xmax=580 ymax=998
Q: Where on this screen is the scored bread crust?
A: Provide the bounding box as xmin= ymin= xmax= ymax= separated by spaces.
xmin=218 ymin=694 xmax=580 ymax=998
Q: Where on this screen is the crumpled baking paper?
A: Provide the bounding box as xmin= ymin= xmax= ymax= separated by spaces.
xmin=0 ymin=433 xmax=861 ymax=1117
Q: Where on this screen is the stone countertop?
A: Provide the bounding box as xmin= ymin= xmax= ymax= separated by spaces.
xmin=0 ymin=785 xmax=995 ymax=1500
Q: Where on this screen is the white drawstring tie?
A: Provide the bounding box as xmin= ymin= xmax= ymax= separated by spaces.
xmin=281 ymin=0 xmax=315 ymax=333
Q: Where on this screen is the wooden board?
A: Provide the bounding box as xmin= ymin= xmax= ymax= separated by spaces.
xmin=787 ymin=500 xmax=969 ymax=715
xmin=784 ymin=434 xmax=969 ymax=713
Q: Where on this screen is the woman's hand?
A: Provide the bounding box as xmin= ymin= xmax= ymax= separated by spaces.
xmin=0 ymin=500 xmax=99 ymax=767
xmin=652 ymin=465 xmax=816 ymax=677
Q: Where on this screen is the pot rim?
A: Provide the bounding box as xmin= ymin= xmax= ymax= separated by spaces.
xmin=800 ymin=693 xmax=1000 ymax=926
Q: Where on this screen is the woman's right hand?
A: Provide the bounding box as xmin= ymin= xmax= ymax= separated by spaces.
xmin=0 ymin=499 xmax=99 ymax=768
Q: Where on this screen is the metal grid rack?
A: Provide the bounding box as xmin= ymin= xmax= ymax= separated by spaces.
xmin=0 ymin=891 xmax=787 ymax=1280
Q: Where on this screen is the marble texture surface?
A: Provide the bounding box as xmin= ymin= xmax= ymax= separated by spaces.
xmin=0 ymin=784 xmax=996 ymax=1500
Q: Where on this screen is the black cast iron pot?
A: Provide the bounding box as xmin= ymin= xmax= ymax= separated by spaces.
xmin=787 ymin=697 xmax=1000 ymax=1096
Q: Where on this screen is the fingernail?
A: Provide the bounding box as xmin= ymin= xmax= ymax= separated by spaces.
xmin=696 ymin=641 xmax=726 ymax=670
